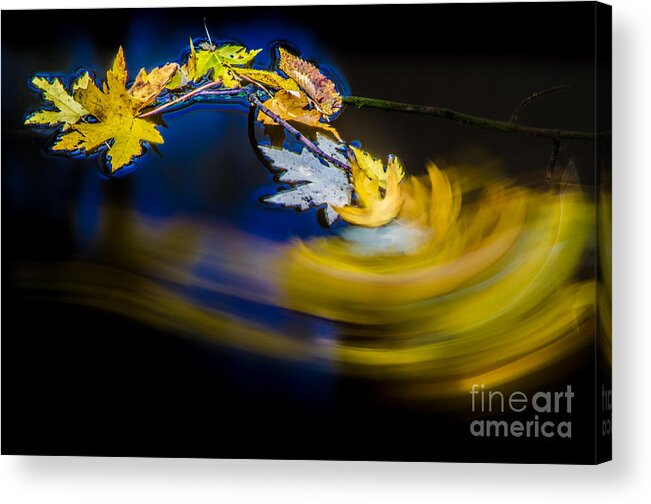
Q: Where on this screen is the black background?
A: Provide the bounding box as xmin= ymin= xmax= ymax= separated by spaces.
xmin=2 ymin=3 xmax=607 ymax=463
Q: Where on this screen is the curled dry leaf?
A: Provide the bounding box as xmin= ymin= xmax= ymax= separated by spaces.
xmin=335 ymin=150 xmax=405 ymax=227
xmin=349 ymin=147 xmax=405 ymax=188
xmin=129 ymin=63 xmax=179 ymax=106
xmin=277 ymin=47 xmax=342 ymax=117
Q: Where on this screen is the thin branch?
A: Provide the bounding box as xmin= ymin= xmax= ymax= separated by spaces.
xmin=238 ymin=73 xmax=272 ymax=97
xmin=546 ymin=139 xmax=562 ymax=186
xmin=343 ymin=95 xmax=599 ymax=141
xmin=138 ymin=80 xmax=225 ymax=118
xmin=509 ymin=85 xmax=571 ymax=123
xmin=249 ymin=93 xmax=351 ymax=172
xmin=142 ymin=83 xmax=598 ymax=144
xmin=200 ymin=89 xmax=249 ymax=96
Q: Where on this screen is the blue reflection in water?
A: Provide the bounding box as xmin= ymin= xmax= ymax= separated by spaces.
xmin=75 ymin=166 xmax=102 ymax=250
xmin=12 ymin=14 xmax=348 ymax=404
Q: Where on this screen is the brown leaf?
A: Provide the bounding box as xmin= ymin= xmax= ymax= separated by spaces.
xmin=129 ymin=63 xmax=179 ymax=106
xmin=277 ymin=47 xmax=342 ymax=116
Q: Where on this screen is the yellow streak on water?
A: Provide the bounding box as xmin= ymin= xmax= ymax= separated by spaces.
xmin=14 ymin=162 xmax=598 ymax=400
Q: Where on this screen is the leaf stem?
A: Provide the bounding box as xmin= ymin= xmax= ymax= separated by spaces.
xmin=343 ymin=95 xmax=600 ymax=141
xmin=249 ymin=93 xmax=351 ymax=172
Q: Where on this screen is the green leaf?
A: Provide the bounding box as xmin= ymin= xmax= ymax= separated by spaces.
xmin=189 ymin=42 xmax=262 ymax=87
xmin=214 ymin=45 xmax=261 ymax=65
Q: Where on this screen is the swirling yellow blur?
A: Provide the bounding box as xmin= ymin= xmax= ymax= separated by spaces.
xmin=14 ymin=162 xmax=597 ymax=401
xmin=598 ymin=191 xmax=612 ymax=366
xmin=280 ymin=163 xmax=595 ymax=397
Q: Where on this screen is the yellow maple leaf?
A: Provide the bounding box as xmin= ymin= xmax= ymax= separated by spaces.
xmin=25 ymin=75 xmax=89 ymax=128
xmin=277 ymin=47 xmax=342 ymax=117
xmin=349 ymin=147 xmax=406 ymax=188
xmin=257 ymin=89 xmax=341 ymax=140
xmin=335 ymin=150 xmax=404 ymax=227
xmin=72 ymin=72 xmax=92 ymax=92
xmin=52 ymin=47 xmax=167 ymax=172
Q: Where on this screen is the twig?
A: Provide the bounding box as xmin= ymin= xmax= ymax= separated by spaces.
xmin=138 ymin=80 xmax=225 ymax=118
xmin=200 ymin=89 xmax=249 ymax=96
xmin=343 ymin=95 xmax=599 ymax=141
xmin=238 ymin=73 xmax=272 ymax=97
xmin=249 ymin=93 xmax=351 ymax=172
xmin=509 ymin=85 xmax=571 ymax=123
xmin=143 ymin=85 xmax=599 ymax=143
xmin=546 ymin=139 xmax=562 ymax=186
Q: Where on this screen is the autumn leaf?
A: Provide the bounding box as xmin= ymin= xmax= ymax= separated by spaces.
xmin=25 ymin=75 xmax=89 ymax=128
xmin=54 ymin=121 xmax=162 ymax=172
xmin=165 ymin=68 xmax=187 ymax=90
xmin=277 ymin=47 xmax=342 ymax=117
xmin=259 ymin=133 xmax=352 ymax=225
xmin=349 ymin=146 xmax=405 ymax=188
xmin=51 ymin=47 xmax=167 ymax=172
xmin=72 ymin=72 xmax=92 ymax=92
xmin=166 ymin=40 xmax=195 ymax=89
xmin=212 ymin=44 xmax=261 ymax=65
xmin=129 ymin=62 xmax=178 ymax=106
xmin=257 ymin=89 xmax=341 ymax=139
xmin=183 ymin=39 xmax=262 ymax=87
xmin=232 ymin=68 xmax=299 ymax=91
xmin=193 ymin=50 xmax=239 ymax=87
xmin=335 ymin=150 xmax=404 ymax=227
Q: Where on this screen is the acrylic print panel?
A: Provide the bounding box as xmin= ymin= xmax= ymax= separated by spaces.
xmin=1 ymin=3 xmax=611 ymax=463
